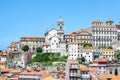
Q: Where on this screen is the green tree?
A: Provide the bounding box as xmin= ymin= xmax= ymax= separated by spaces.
xmin=83 ymin=43 xmax=92 ymax=48
xmin=107 ymin=46 xmax=113 ymax=49
xmin=77 ymin=57 xmax=85 ymax=64
xmin=22 ymin=45 xmax=29 ymax=52
xmin=31 ymin=52 xmax=68 ymax=66
xmin=116 ymin=50 xmax=120 ymax=60
xmin=36 ymin=47 xmax=43 ymax=53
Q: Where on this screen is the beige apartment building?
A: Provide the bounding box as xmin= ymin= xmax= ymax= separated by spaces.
xmin=101 ymin=49 xmax=115 ymax=61
xmin=20 ymin=36 xmax=45 ymax=51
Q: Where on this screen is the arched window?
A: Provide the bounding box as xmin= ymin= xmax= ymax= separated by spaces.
xmin=115 ymin=68 xmax=118 ymax=75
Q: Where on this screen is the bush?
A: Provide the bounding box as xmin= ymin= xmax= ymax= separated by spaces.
xmin=83 ymin=43 xmax=92 ymax=48
xmin=36 ymin=47 xmax=43 ymax=53
xmin=22 ymin=45 xmax=29 ymax=52
xmin=31 ymin=52 xmax=68 ymax=66
xmin=107 ymin=46 xmax=113 ymax=49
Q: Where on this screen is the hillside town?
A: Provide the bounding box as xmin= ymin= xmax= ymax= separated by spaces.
xmin=1 ymin=17 xmax=120 ymax=80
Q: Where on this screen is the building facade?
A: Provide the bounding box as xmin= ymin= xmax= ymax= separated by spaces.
xmin=106 ymin=59 xmax=120 ymax=76
xmin=66 ymin=61 xmax=81 ymax=80
xmin=101 ymin=49 xmax=115 ymax=61
xmin=89 ymin=58 xmax=107 ymax=75
xmin=20 ymin=36 xmax=45 ymax=52
xmin=68 ymin=42 xmax=83 ymax=60
xmin=64 ymin=30 xmax=92 ymax=44
xmin=116 ymin=24 xmax=120 ymax=41
xmin=80 ymin=64 xmax=91 ymax=80
xmin=92 ymin=19 xmax=117 ymax=48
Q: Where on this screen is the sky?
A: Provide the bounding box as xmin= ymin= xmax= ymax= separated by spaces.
xmin=0 ymin=0 xmax=120 ymax=50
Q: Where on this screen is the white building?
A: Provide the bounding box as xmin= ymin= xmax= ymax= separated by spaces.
xmin=112 ymin=41 xmax=120 ymax=50
xmin=81 ymin=49 xmax=93 ymax=63
xmin=68 ymin=41 xmax=99 ymax=63
xmin=42 ymin=42 xmax=51 ymax=52
xmin=44 ymin=17 xmax=64 ymax=54
xmin=49 ymin=35 xmax=61 ymax=52
xmin=43 ymin=36 xmax=61 ymax=53
xmin=116 ymin=24 xmax=120 ymax=41
xmin=45 ymin=17 xmax=64 ymax=42
xmin=0 ymin=52 xmax=7 ymax=62
xmin=92 ymin=19 xmax=117 ymax=48
xmin=68 ymin=42 xmax=83 ymax=60
xmin=59 ymin=40 xmax=67 ymax=56
xmin=80 ymin=46 xmax=99 ymax=63
xmin=6 ymin=41 xmax=20 ymax=53
xmin=45 ymin=29 xmax=58 ymax=43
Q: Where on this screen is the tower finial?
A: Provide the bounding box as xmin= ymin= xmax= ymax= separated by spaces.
xmin=58 ymin=16 xmax=63 ymax=21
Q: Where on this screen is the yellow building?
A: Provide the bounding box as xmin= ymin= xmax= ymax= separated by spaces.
xmin=101 ymin=49 xmax=115 ymax=61
xmin=0 ymin=62 xmax=5 ymax=68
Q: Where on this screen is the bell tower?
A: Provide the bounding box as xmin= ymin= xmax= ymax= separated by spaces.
xmin=57 ymin=16 xmax=64 ymax=39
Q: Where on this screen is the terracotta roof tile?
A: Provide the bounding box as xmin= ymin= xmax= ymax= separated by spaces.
xmin=41 ymin=74 xmax=54 ymax=80
xmin=59 ymin=77 xmax=64 ymax=80
xmin=0 ymin=62 xmax=5 ymax=64
xmin=10 ymin=69 xmax=23 ymax=73
xmin=80 ymin=64 xmax=89 ymax=71
xmin=92 ymin=25 xmax=116 ymax=28
xmin=98 ymin=74 xmax=119 ymax=80
xmin=101 ymin=49 xmax=114 ymax=52
xmin=0 ymin=52 xmax=7 ymax=56
xmin=43 ymin=42 xmax=50 ymax=46
xmin=8 ymin=45 xmax=17 ymax=48
xmin=0 ymin=68 xmax=10 ymax=72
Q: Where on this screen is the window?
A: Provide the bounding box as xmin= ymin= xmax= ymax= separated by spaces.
xmin=99 ymin=67 xmax=101 ymax=69
xmin=81 ymin=54 xmax=82 ymax=57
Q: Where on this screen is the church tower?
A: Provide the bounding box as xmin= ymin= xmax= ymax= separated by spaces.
xmin=57 ymin=16 xmax=64 ymax=39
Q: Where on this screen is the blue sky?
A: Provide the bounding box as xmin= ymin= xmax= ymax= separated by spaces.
xmin=0 ymin=0 xmax=120 ymax=50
